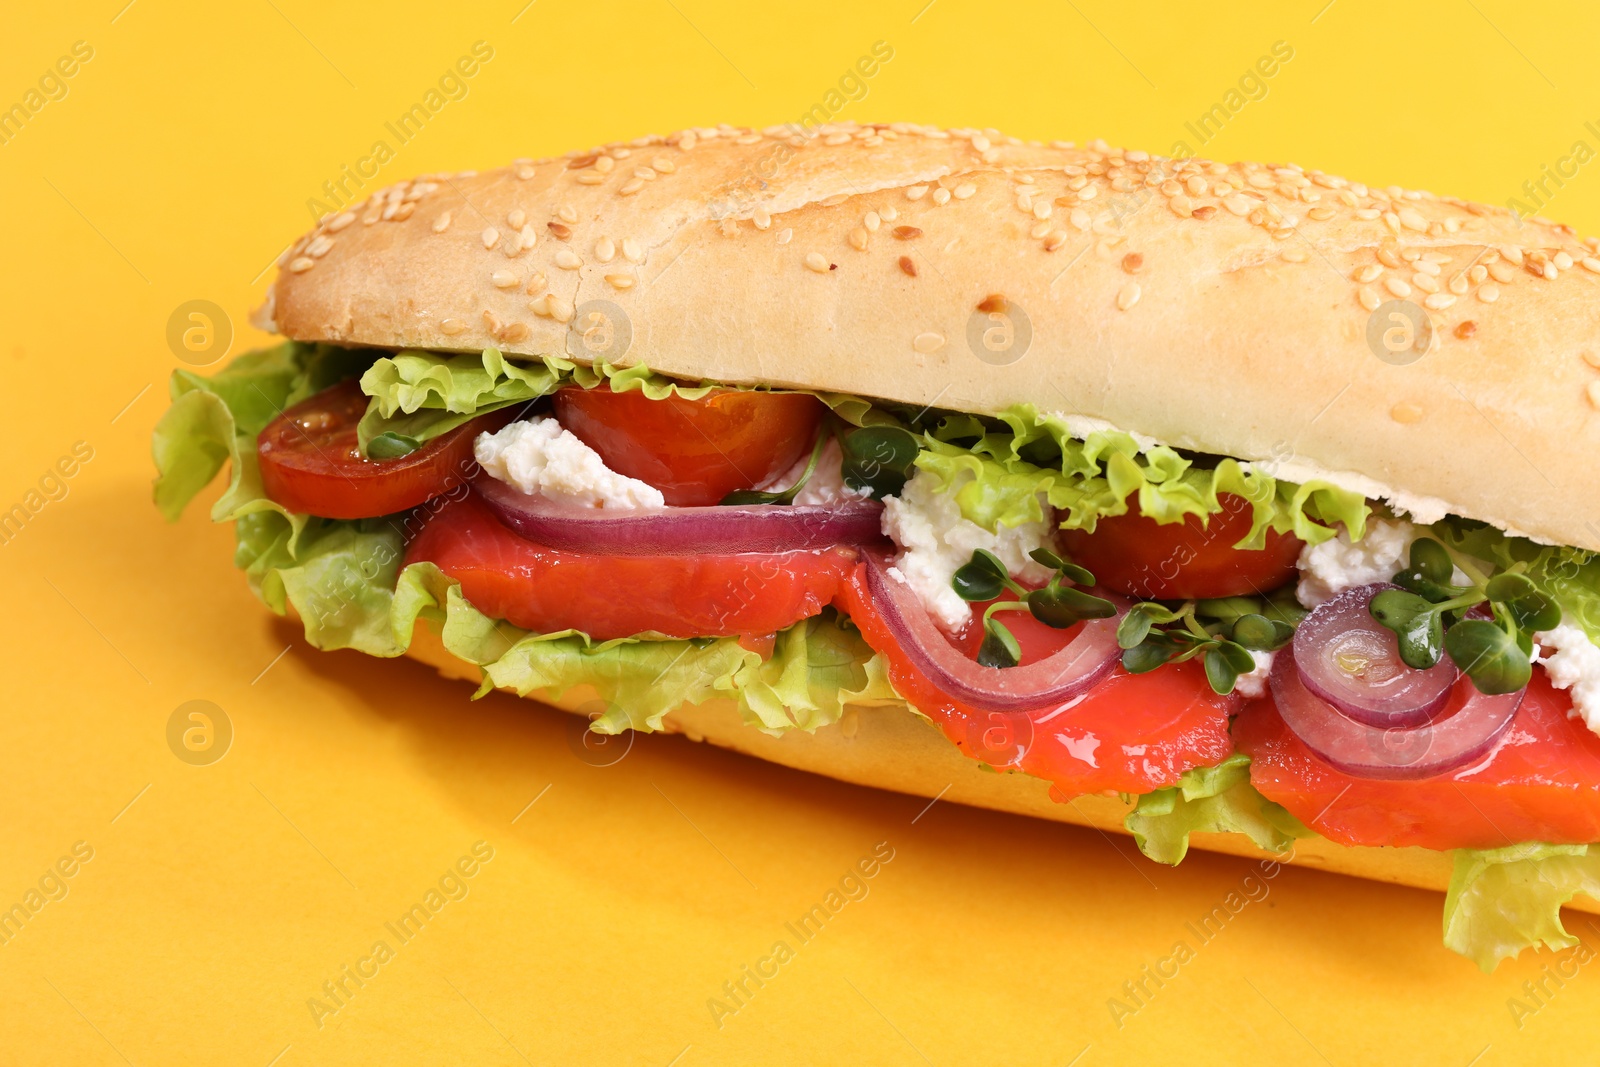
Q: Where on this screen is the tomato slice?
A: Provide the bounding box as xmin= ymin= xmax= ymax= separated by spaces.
xmin=553 ymin=384 xmax=825 ymax=507
xmin=405 ymin=492 xmax=857 ymax=640
xmin=834 ymin=562 xmax=1238 ymax=795
xmin=1058 ymin=493 xmax=1304 ymax=600
xmin=258 ymin=379 xmax=514 ymax=519
xmin=1234 ymin=670 xmax=1600 ymax=849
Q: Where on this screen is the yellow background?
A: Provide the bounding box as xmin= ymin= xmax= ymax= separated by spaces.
xmin=3 ymin=0 xmax=1600 ymax=1062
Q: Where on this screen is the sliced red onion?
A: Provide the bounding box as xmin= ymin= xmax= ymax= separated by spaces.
xmin=473 ymin=473 xmax=886 ymax=556
xmin=1270 ymin=650 xmax=1522 ymax=781
xmin=863 ymin=550 xmax=1124 ymax=714
xmin=1294 ymin=583 xmax=1459 ymax=729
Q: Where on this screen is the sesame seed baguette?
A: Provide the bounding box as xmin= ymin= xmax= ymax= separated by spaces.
xmin=268 ymin=122 xmax=1600 ymax=552
xmin=404 ymin=623 xmax=1600 ymax=912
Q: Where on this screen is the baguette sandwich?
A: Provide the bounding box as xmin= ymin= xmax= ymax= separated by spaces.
xmin=154 ymin=122 xmax=1600 ymax=970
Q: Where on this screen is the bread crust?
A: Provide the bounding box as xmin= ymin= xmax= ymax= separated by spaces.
xmin=404 ymin=624 xmax=1598 ymax=912
xmin=270 ymin=123 xmax=1600 ymax=551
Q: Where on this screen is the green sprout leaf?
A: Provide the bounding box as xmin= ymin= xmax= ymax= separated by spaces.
xmin=952 ymin=549 xmax=1009 ymax=602
xmin=841 ymin=425 xmax=920 ymax=499
xmin=977 ymin=618 xmax=1022 ymax=669
xmin=1446 ymin=619 xmax=1534 ymax=695
xmin=1026 ymin=584 xmax=1116 ymax=629
xmin=722 ymin=431 xmax=829 ymax=506
xmin=1028 ymin=547 xmax=1066 ymax=571
xmin=1123 ymin=639 xmax=1179 ymax=674
xmin=1370 ymin=588 xmax=1447 ymax=669
xmin=365 ymin=431 xmax=421 ymax=459
xmin=1409 ymin=537 xmax=1455 ymax=583
xmin=1230 ymin=613 xmax=1293 ymax=651
xmin=1203 ymin=641 xmax=1255 ymax=695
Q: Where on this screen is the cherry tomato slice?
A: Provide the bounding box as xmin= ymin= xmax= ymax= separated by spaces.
xmin=405 ymin=492 xmax=857 ymax=640
xmin=1234 ymin=670 xmax=1600 ymax=849
xmin=553 ymin=384 xmax=825 ymax=506
xmin=258 ymin=379 xmax=515 ymax=519
xmin=1058 ymin=492 xmax=1304 ymax=600
xmin=834 ymin=562 xmax=1238 ymax=796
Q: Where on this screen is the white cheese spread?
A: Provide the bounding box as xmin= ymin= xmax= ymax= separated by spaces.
xmin=475 ymin=416 xmax=666 ymax=509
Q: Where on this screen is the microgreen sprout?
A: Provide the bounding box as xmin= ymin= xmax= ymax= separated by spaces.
xmin=950 ymin=547 xmax=1117 ymax=669
xmin=1115 ymin=595 xmax=1294 ymax=696
xmin=721 ymin=431 xmax=831 ymax=506
xmin=840 ymin=425 xmax=921 ymax=499
xmin=1369 ymin=536 xmax=1559 ymax=694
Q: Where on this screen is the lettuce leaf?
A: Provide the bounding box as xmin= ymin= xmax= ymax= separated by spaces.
xmin=916 ymin=404 xmax=1371 ymax=548
xmin=1125 ymin=754 xmax=1308 ymax=865
xmin=1444 ymin=842 xmax=1600 ymax=971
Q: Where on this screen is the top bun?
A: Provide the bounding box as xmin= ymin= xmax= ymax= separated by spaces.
xmin=267 ymin=122 xmax=1600 ymax=552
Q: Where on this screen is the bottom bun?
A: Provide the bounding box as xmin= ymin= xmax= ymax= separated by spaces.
xmin=406 ymin=623 xmax=1599 ymax=913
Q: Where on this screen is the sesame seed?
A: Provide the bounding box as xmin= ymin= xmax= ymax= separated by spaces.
xmin=804 ymin=252 xmax=830 ymax=273
xmin=953 ymin=182 xmax=977 ymax=200
xmin=594 ymin=156 xmax=616 ymax=174
xmin=1069 ymin=207 xmax=1092 ymax=231
xmin=1358 ymin=286 xmax=1381 ymax=311
xmin=526 ymin=271 xmax=547 ymax=294
xmin=605 ymin=273 xmax=635 ymax=289
xmin=863 ymin=211 xmax=882 ymax=233
xmin=1455 ymin=320 xmax=1477 ymax=339
xmin=1469 ymin=265 xmax=1488 ymax=284
xmin=555 ymin=250 xmax=583 ymax=270
xmin=1307 ymin=205 xmax=1336 ymax=221
xmin=482 ymin=311 xmax=502 ymax=335
xmin=1500 ymin=245 xmax=1524 ymax=265
xmin=1077 ymin=185 xmax=1098 ymax=202
xmin=1555 ymin=250 xmax=1575 ymax=270
xmin=777 ymin=228 xmax=793 ymax=245
xmin=508 ymin=209 xmax=527 ymax=229
xmin=1282 ymin=247 xmax=1309 ymax=263
xmin=1029 ymin=220 xmax=1052 ymax=239
xmin=288 ymin=256 xmax=315 ymax=273
xmin=1211 ymin=181 xmax=1234 ymax=197
xmin=622 ymin=239 xmax=644 ymax=263
xmin=1185 ymin=175 xmax=1207 ymax=196
xmin=1169 ymin=195 xmax=1193 ymax=219
xmin=1121 ymin=252 xmax=1144 ymax=273
xmin=619 ymin=178 xmax=645 ymax=196
xmin=306 ymin=235 xmax=333 ymax=257
xmin=595 ymin=238 xmax=616 ymax=263
xmin=1192 ymin=205 xmax=1217 ymax=221
xmin=432 ymin=211 xmax=453 ymax=234
xmin=559 ymin=205 xmax=578 ymax=224
xmin=491 ymin=270 xmax=520 ymax=289
xmin=1589 ymin=381 xmax=1600 ymax=411
xmin=1423 ymin=292 xmax=1455 ymax=310
xmin=568 ymin=154 xmax=598 ymax=170
xmin=634 ymin=167 xmax=657 ymax=181
xmin=1043 ymin=231 xmax=1068 ymax=252
xmin=822 ymin=194 xmax=851 ymax=207
xmin=1355 ymin=264 xmax=1384 ymax=283
xmin=546 ymin=296 xmax=574 ymax=324
xmin=1583 ymin=351 xmax=1600 ymax=368
xmin=893 ymin=225 xmax=922 ymax=240
xmin=1355 ymin=208 xmax=1382 ymax=220
xmin=1477 ymin=283 xmax=1500 ymax=303
xmin=881 ymin=205 xmax=899 ymax=222
xmin=327 ymin=212 xmax=356 ymax=233
xmin=439 ymin=318 xmax=467 ymax=335
xmin=548 ymin=221 xmax=572 ymax=240
xmin=1488 ymin=261 xmax=1516 ymax=283
xmin=898 ymin=255 xmax=917 ymax=276
xmin=576 ymin=173 xmax=606 ymax=186
xmin=1116 ymin=282 xmax=1141 ymax=310
xmin=1413 ymin=273 xmax=1440 ymax=294
xmin=1414 ymin=259 xmax=1441 ymax=277
xmin=913 ymin=332 xmax=945 ymax=353
xmin=652 ymin=157 xmax=676 ymax=174
xmin=500 ymin=323 xmax=531 ymax=344
xmin=1377 ymin=247 xmax=1402 ymax=269
xmin=977 ymin=293 xmax=1007 ymax=313
xmin=906 ymin=185 xmax=930 ymax=201
xmin=482 ymin=227 xmax=500 ymax=250
xmin=1584 ymin=257 xmax=1600 ymax=273
xmin=515 ymin=165 xmax=536 ymax=180
xmin=518 ymin=224 xmax=537 ymax=252
xmin=1390 ymin=401 xmax=1425 ymax=424
xmin=1385 ymin=277 xmax=1412 ymax=298
xmin=932 ymin=188 xmax=952 ymax=205
xmin=393 ymin=202 xmax=416 ymax=221
xmin=849 ymin=227 xmax=870 ymax=251
xmin=1399 ymin=207 xmax=1428 ymax=232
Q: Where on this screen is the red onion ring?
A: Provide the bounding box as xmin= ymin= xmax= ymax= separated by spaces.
xmin=1294 ymin=583 xmax=1460 ymax=728
xmin=862 ymin=550 xmax=1124 ymax=714
xmin=1270 ymin=650 xmax=1522 ymax=781
xmin=473 ymin=473 xmax=886 ymax=556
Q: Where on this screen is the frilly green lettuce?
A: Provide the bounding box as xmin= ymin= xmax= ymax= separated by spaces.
xmin=915 ymin=405 xmax=1371 ymax=548
xmin=1444 ymin=842 xmax=1600 ymax=971
xmin=1125 ymin=753 xmax=1308 ymax=865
